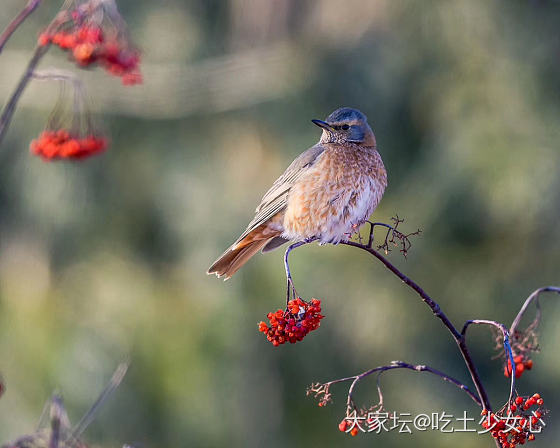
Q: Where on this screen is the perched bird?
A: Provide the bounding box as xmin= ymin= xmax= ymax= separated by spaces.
xmin=208 ymin=107 xmax=387 ymax=279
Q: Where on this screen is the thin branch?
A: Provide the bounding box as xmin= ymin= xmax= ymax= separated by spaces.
xmin=70 ymin=361 xmax=129 ymax=439
xmin=0 ymin=0 xmax=43 ymax=54
xmin=362 ymin=218 xmax=421 ymax=257
xmin=365 ymin=221 xmax=394 ymax=248
xmin=510 ymin=286 xmax=560 ymax=335
xmin=461 ymin=320 xmax=515 ymax=404
xmin=339 ymin=239 xmax=492 ymax=411
xmin=0 ymin=44 xmax=49 ymax=144
xmin=341 ymin=240 xmax=461 ymax=338
xmin=48 ymin=395 xmax=66 ymax=448
xmin=335 ymin=360 xmax=482 ymax=407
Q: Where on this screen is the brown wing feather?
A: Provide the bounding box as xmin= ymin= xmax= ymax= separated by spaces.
xmin=207 ymin=238 xmax=269 ymax=280
xmin=233 ymin=143 xmax=326 ymax=245
xmin=208 ymin=143 xmax=326 ymax=279
xmin=261 ymin=236 xmax=290 ymax=252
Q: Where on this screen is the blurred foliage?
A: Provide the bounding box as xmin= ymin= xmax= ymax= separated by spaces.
xmin=1 ymin=0 xmax=559 ymax=447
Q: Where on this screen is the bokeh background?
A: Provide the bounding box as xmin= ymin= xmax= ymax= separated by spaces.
xmin=1 ymin=0 xmax=559 ymax=446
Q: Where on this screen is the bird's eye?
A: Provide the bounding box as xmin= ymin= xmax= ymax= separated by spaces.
xmin=341 ymin=124 xmax=350 ymax=130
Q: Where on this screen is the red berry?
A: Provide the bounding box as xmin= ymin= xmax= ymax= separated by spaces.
xmin=515 ymin=396 xmax=524 ymax=405
xmin=73 ymin=42 xmax=95 ymax=64
xmin=60 ymin=33 xmax=77 ymax=49
xmin=38 ymin=33 xmax=51 ymax=46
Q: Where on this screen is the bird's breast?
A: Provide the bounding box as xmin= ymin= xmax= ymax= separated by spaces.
xmin=282 ymin=145 xmax=387 ymax=242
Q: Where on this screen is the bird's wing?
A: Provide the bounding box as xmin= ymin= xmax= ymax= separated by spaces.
xmin=234 ymin=143 xmax=326 ymax=244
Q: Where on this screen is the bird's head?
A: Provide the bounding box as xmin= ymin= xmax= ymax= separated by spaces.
xmin=312 ymin=107 xmax=376 ymax=147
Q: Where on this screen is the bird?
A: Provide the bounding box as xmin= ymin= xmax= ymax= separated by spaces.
xmin=207 ymin=107 xmax=387 ymax=279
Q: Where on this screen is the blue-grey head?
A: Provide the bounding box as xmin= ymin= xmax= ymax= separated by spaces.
xmin=312 ymin=107 xmax=376 ymax=147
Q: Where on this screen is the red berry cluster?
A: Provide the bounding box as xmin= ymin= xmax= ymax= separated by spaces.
xmin=30 ymin=130 xmax=107 ymax=160
xmin=338 ymin=420 xmax=360 ymax=437
xmin=504 ymin=354 xmax=533 ymax=379
xmin=258 ymin=298 xmax=324 ymax=346
xmin=337 ymin=407 xmax=387 ymax=437
xmin=39 ymin=23 xmax=141 ymax=85
xmin=481 ymin=393 xmax=546 ymax=447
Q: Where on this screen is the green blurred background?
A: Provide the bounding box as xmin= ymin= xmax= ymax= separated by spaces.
xmin=1 ymin=0 xmax=559 ymax=446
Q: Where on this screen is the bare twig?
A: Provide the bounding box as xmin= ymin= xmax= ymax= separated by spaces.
xmin=3 ymin=361 xmax=129 ymax=448
xmin=71 ymin=361 xmax=129 ymax=439
xmin=362 ymin=218 xmax=421 ymax=257
xmin=510 ymin=286 xmax=560 ymax=336
xmin=0 ymin=4 xmax=58 ymax=144
xmin=316 ymin=360 xmax=482 ymax=408
xmin=0 ymin=0 xmax=43 ymax=54
xmin=461 ymin=320 xmax=515 ymax=404
xmin=365 ymin=221 xmax=394 ymax=248
xmin=0 ymin=44 xmax=49 ymax=144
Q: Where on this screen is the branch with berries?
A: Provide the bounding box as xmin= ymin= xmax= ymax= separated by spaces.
xmin=258 ymin=215 xmax=559 ymax=447
xmin=0 ymin=0 xmax=142 ymax=159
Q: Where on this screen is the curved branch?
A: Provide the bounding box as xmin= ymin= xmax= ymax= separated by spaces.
xmin=0 ymin=0 xmax=43 ymax=54
xmin=339 ymin=239 xmax=492 ymax=411
xmin=324 ymin=360 xmax=481 ymax=407
xmin=461 ymin=320 xmax=515 ymax=404
xmin=341 ymin=240 xmax=461 ymax=338
xmin=0 ymin=44 xmax=49 ymax=144
xmin=510 ymin=286 xmax=560 ymax=335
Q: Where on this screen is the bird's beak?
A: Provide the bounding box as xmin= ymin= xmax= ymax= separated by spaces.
xmin=312 ymin=119 xmax=334 ymax=132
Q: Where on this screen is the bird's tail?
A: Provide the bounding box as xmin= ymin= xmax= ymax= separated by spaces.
xmin=207 ymin=227 xmax=281 ymax=279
